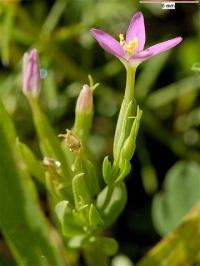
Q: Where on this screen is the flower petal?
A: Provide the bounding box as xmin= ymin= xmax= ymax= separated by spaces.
xmin=90 ymin=28 xmax=124 ymax=58
xmin=131 ymin=50 xmax=153 ymax=60
xmin=140 ymin=37 xmax=183 ymax=60
xmin=126 ymin=12 xmax=146 ymax=51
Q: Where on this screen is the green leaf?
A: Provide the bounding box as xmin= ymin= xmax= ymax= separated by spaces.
xmin=86 ymin=236 xmax=118 ymax=256
xmin=0 ymin=101 xmax=65 ymax=266
xmin=84 ymin=159 xmax=100 ymax=196
xmin=55 ymin=200 xmax=69 ymax=225
xmin=17 ymin=139 xmax=45 ymax=184
xmin=138 ymin=203 xmax=200 ymax=266
xmin=146 ymin=75 xmax=200 ymax=109
xmin=113 ymin=100 xmax=134 ymax=162
xmin=89 ymin=204 xmax=103 ymax=228
xmin=152 ymin=161 xmax=200 ymax=235
xmin=115 ymin=159 xmax=131 ymax=183
xmin=0 ymin=99 xmax=16 ymax=142
xmin=1 ymin=4 xmax=16 ymax=65
xmin=102 ymin=156 xmax=114 ymax=184
xmin=72 ymin=173 xmax=92 ymax=211
xmin=96 ymin=182 xmax=127 ymax=227
xmin=191 ymin=63 xmax=200 ymax=73
xmin=120 ymin=106 xmax=142 ymax=163
xmin=55 ymin=201 xmax=84 ymax=237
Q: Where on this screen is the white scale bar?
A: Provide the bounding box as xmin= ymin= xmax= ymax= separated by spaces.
xmin=140 ymin=1 xmax=199 ymax=3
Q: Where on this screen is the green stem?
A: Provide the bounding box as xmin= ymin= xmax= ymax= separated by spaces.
xmin=124 ymin=65 xmax=136 ymax=102
xmin=113 ymin=66 xmax=136 ymax=162
xmin=29 ymin=97 xmax=72 ymax=183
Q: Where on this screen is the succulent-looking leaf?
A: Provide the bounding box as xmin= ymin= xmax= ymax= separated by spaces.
xmin=85 ymin=237 xmax=118 ymax=256
xmin=138 ymin=202 xmax=200 ymax=266
xmin=152 ymin=161 xmax=200 ymax=235
xmin=96 ymin=182 xmax=127 ymax=227
xmin=55 ymin=201 xmax=84 ymax=237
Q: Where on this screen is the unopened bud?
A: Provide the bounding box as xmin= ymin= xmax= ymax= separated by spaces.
xmin=22 ymin=48 xmax=41 ymax=97
xmin=74 ymin=84 xmax=94 ymax=141
xmin=76 ymin=84 xmax=93 ymax=113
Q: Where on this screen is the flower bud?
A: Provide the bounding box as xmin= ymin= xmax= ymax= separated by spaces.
xmin=22 ymin=48 xmax=41 ymax=97
xmin=76 ymin=84 xmax=93 ymax=113
xmin=74 ymin=84 xmax=94 ymax=142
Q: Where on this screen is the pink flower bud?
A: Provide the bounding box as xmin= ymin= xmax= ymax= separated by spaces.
xmin=22 ymin=49 xmax=41 ymax=97
xmin=76 ymin=84 xmax=93 ymax=113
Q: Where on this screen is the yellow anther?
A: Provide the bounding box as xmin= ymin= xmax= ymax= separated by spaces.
xmin=119 ymin=34 xmax=125 ymax=46
xmin=119 ymin=34 xmax=139 ymax=56
xmin=125 ymin=37 xmax=138 ymax=55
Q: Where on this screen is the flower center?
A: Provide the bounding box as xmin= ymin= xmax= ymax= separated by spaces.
xmin=119 ymin=34 xmax=138 ymax=56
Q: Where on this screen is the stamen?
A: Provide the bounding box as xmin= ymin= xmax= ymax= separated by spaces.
xmin=125 ymin=38 xmax=138 ymax=55
xmin=119 ymin=34 xmax=139 ymax=56
xmin=119 ymin=34 xmax=125 ymax=46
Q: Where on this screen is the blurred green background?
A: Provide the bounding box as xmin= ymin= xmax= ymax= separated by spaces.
xmin=0 ymin=0 xmax=200 ymax=265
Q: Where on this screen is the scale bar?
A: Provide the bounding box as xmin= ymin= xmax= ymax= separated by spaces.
xmin=140 ymin=1 xmax=199 ymax=3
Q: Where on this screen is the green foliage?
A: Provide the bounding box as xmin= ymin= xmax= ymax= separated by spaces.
xmin=152 ymin=161 xmax=200 ymax=235
xmin=192 ymin=63 xmax=200 ymax=73
xmin=0 ymin=100 xmax=65 ymax=266
xmin=138 ymin=203 xmax=200 ymax=266
xmin=0 ymin=1 xmax=199 ymax=265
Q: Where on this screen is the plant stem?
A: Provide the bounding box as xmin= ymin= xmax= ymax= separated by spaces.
xmin=113 ymin=66 xmax=136 ymax=162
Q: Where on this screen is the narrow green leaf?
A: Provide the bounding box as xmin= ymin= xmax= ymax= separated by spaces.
xmin=17 ymin=139 xmax=45 ymax=184
xmin=85 ymin=159 xmax=100 ymax=196
xmin=115 ymin=159 xmax=131 ymax=183
xmin=89 ymin=204 xmax=103 ymax=228
xmin=72 ymin=173 xmax=92 ymax=211
xmin=41 ymin=0 xmax=68 ymax=35
xmin=1 ymin=4 xmax=16 ymax=65
xmin=120 ymin=106 xmax=142 ymax=162
xmin=0 ymin=106 xmax=65 ymax=266
xmin=113 ymin=100 xmax=134 ymax=162
xmin=102 ymin=156 xmax=114 ymax=184
xmin=146 ymin=75 xmax=200 ymax=109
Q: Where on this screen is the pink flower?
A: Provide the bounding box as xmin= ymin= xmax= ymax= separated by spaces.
xmin=90 ymin=12 xmax=182 ymax=67
xmin=23 ymin=49 xmax=41 ymax=97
